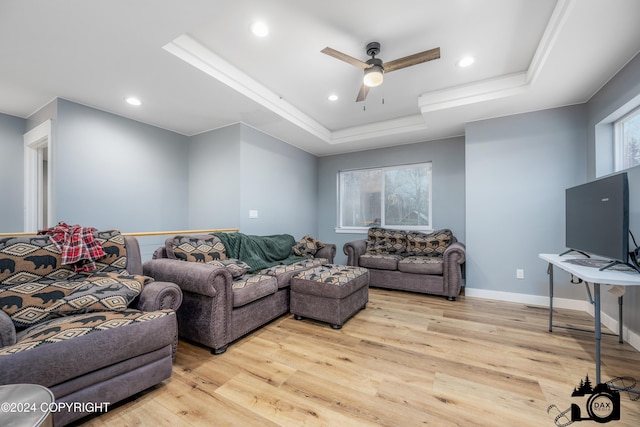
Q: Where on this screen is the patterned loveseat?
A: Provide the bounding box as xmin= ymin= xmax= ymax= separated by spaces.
xmin=343 ymin=227 xmax=466 ymax=301
xmin=0 ymin=230 xmax=182 ymax=426
xmin=143 ymin=233 xmax=336 ymax=354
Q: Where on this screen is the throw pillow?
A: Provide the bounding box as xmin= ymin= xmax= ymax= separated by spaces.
xmin=166 ymin=234 xmax=227 ymax=262
xmin=406 ymin=229 xmax=453 ymax=256
xmin=365 ymin=227 xmax=407 ymax=255
xmin=292 ymin=235 xmax=326 ymax=258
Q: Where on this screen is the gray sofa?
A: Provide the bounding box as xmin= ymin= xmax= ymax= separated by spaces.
xmin=344 ymin=227 xmax=465 ymax=300
xmin=143 ymin=233 xmax=336 ymax=354
xmin=0 ymin=231 xmax=182 ymax=426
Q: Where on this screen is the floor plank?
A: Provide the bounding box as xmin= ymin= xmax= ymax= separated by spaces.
xmin=74 ymin=288 xmax=640 ymax=426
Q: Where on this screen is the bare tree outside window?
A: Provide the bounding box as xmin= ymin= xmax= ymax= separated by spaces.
xmin=615 ymin=107 xmax=640 ymax=171
xmin=338 ymin=163 xmax=432 ymax=231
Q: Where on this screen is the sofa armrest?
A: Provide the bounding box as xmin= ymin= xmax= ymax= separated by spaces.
xmin=137 ymin=281 xmax=183 ymax=312
xmin=316 ymin=244 xmax=336 ymax=263
xmin=444 ymin=242 xmax=466 ymax=265
xmin=343 ymin=239 xmax=367 ymax=266
xmin=143 ymin=258 xmax=232 ymax=298
xmin=0 ymin=310 xmax=16 ymax=348
xmin=143 ymin=258 xmax=234 ymax=353
xmin=442 ymin=242 xmax=466 ymax=298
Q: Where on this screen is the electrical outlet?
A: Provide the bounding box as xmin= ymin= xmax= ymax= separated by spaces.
xmin=516 ymin=269 xmax=525 ymax=279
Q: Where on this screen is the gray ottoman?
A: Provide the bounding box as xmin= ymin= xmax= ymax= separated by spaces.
xmin=290 ymin=264 xmax=369 ymax=329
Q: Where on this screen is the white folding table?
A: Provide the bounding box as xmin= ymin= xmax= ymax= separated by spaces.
xmin=540 ymin=253 xmax=640 ymax=390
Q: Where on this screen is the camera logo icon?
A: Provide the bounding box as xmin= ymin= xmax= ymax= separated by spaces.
xmin=571 ymin=375 xmax=620 ymax=423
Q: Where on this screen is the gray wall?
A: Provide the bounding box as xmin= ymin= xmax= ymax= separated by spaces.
xmin=587 ymin=52 xmax=640 ymax=332
xmin=318 ymin=136 xmax=466 ymax=265
xmin=465 ymin=105 xmax=587 ymax=300
xmin=55 ymin=99 xmax=190 ymax=230
xmin=188 ymin=123 xmax=319 ymax=240
xmin=0 ymin=112 xmax=25 ymax=232
xmin=54 ymin=99 xmax=190 ymax=257
xmin=239 ymin=125 xmax=318 ymax=239
xmin=189 ymin=124 xmax=242 ymax=230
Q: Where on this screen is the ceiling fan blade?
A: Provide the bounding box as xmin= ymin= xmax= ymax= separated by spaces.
xmin=383 ymin=47 xmax=440 ymax=73
xmin=321 ymin=47 xmax=369 ymax=69
xmin=356 ymin=83 xmax=369 ymax=102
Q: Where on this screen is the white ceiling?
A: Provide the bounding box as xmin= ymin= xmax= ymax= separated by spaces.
xmin=1 ymin=0 xmax=639 ymax=156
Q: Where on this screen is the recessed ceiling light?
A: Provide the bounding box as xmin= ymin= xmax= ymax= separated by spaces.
xmin=328 ymin=94 xmax=339 ymax=102
xmin=251 ymin=21 xmax=269 ymax=37
xmin=457 ymin=56 xmax=475 ymax=68
xmin=125 ymin=97 xmax=142 ymax=106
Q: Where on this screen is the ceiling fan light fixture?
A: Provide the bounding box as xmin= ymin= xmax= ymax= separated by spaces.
xmin=363 ymin=65 xmax=384 ymax=87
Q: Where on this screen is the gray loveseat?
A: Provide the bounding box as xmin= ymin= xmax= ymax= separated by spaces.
xmin=143 ymin=233 xmax=335 ymax=354
xmin=344 ymin=227 xmax=465 ymax=300
xmin=0 ymin=230 xmax=182 ymax=426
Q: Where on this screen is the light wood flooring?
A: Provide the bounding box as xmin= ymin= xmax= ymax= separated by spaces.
xmin=75 ymin=288 xmax=640 ymax=426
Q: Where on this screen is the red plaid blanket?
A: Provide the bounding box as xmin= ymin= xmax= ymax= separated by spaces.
xmin=38 ymin=222 xmax=106 ymax=272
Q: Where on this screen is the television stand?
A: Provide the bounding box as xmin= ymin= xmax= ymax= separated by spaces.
xmin=599 ymin=259 xmax=640 ymax=274
xmin=540 ymin=253 xmax=640 ymax=393
xmin=559 ymin=248 xmax=590 ymax=257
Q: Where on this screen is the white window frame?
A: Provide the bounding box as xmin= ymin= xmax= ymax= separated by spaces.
xmin=614 ymin=105 xmax=640 ymax=172
xmin=336 ymin=162 xmax=433 ymax=234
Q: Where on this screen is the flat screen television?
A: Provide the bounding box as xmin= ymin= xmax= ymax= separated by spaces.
xmin=564 ymin=172 xmax=629 ymax=269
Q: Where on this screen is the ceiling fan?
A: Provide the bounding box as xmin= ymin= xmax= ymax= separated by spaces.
xmin=321 ymin=42 xmax=441 ymax=102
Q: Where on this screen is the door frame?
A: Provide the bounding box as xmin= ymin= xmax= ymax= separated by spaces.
xmin=23 ymin=119 xmax=53 ymax=232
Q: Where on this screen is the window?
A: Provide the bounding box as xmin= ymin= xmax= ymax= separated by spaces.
xmin=614 ymin=106 xmax=640 ymax=171
xmin=338 ymin=162 xmax=432 ymax=232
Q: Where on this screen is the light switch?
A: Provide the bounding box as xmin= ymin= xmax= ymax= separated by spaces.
xmin=249 ymin=210 xmax=258 ymax=219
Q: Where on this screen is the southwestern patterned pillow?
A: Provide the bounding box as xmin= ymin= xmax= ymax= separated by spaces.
xmin=365 ymin=227 xmax=407 ymax=255
xmin=166 ymin=235 xmax=227 ymax=263
xmin=406 ymin=229 xmax=453 ymax=257
xmin=292 ymin=235 xmax=325 ymax=257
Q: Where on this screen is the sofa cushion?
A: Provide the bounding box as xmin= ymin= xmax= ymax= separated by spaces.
xmin=406 ymin=229 xmax=453 ymax=257
xmin=365 ymin=227 xmax=407 ymax=255
xmin=258 ymin=258 xmax=328 ymax=288
xmin=292 ymin=235 xmax=326 ymax=258
xmin=231 ymin=274 xmax=278 ymax=308
xmin=0 ymin=309 xmax=177 ymax=388
xmin=0 ymin=273 xmax=151 ymax=329
xmin=358 ymin=253 xmax=403 ymax=271
xmin=1 ymin=309 xmax=174 ymax=356
xmin=166 ymin=234 xmax=227 ymax=262
xmin=398 ymin=256 xmax=444 ymax=275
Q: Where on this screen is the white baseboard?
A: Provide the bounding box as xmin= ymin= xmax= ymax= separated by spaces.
xmin=464 ymin=288 xmax=640 ymax=352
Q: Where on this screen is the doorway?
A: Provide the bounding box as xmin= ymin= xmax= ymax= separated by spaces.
xmin=23 ymin=120 xmax=53 ymax=232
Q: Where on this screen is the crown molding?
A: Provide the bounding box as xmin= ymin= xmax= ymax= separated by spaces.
xmin=165 ymin=0 xmax=574 ymax=145
xmin=419 ymin=0 xmax=574 ymax=118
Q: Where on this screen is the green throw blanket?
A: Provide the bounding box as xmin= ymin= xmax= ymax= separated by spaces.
xmin=213 ymin=232 xmax=304 ymax=273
